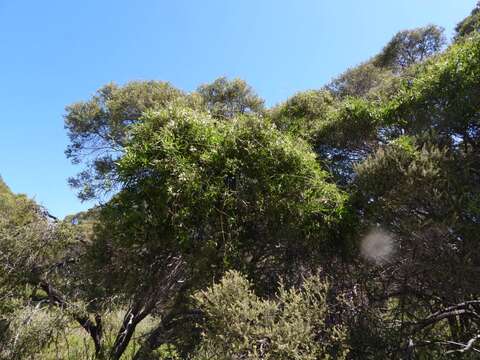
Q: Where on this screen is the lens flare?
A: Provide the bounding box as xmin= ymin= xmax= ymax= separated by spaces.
xmin=361 ymin=229 xmax=395 ymax=264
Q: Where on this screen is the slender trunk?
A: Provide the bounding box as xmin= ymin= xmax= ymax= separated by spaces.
xmin=133 ymin=308 xmax=203 ymax=360
xmin=39 ymin=280 xmax=104 ymax=355
xmin=109 ymin=306 xmax=148 ymax=360
xmin=132 ymin=309 xmax=176 ymax=360
xmin=109 ymin=255 xmax=186 ymax=359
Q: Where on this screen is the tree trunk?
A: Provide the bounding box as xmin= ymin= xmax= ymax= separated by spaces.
xmin=39 ymin=280 xmax=104 ymax=355
xmin=109 ymin=255 xmax=186 ymax=359
xmin=110 ymin=307 xmax=144 ymax=360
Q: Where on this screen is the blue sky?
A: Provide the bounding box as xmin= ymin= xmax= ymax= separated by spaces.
xmin=0 ymin=0 xmax=476 ymax=218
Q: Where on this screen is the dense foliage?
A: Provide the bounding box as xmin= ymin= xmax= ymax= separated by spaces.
xmin=2 ymin=3 xmax=480 ymax=359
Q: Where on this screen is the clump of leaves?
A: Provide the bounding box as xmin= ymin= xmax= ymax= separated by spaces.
xmin=192 ymin=270 xmax=349 ymax=360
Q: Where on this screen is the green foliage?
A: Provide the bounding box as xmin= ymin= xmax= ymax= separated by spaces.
xmin=197 ymin=77 xmax=265 ymax=119
xmin=273 ymin=90 xmax=334 ymax=122
xmin=91 ymin=105 xmax=349 ymax=295
xmin=373 ymin=25 xmax=446 ymax=71
xmin=325 ymin=25 xmax=444 ymax=102
xmin=326 ymin=62 xmax=395 ymax=99
xmin=192 ymin=271 xmax=349 ymax=360
xmin=0 ymin=187 xmax=56 ymax=298
xmin=5 ymin=4 xmax=480 ymax=358
xmin=0 ymin=306 xmax=68 ymax=360
xmin=0 ymin=177 xmax=12 ymax=198
xmin=310 ymin=31 xmax=480 ymax=183
xmin=0 ymin=184 xmax=86 ymax=359
xmin=380 ymin=32 xmax=480 ymax=148
xmin=455 ymin=1 xmax=480 ymax=39
xmin=356 ymin=139 xmax=453 ymax=222
xmin=65 ymin=78 xmax=264 ymax=201
xmin=64 ymin=81 xmax=191 ymax=200
xmin=354 ymin=137 xmax=480 ymax=354
xmin=313 ymin=97 xmax=379 ymax=149
xmin=271 ymin=90 xmax=334 ymax=138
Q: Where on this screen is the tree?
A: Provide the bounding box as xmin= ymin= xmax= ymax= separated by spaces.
xmin=299 ymin=26 xmax=480 ymax=358
xmin=455 ymin=1 xmax=480 ymax=39
xmin=271 ymin=89 xmax=334 ymax=136
xmin=347 ymin=32 xmax=480 ymax=356
xmin=325 ymin=26 xmax=445 ymax=101
xmin=373 ymin=25 xmax=446 ymax=71
xmin=65 ymin=78 xmax=264 ymax=201
xmin=197 ymin=77 xmax=265 ymax=119
xmin=354 ymin=137 xmax=480 ymax=357
xmin=85 ymin=105 xmax=351 ymax=358
xmin=381 ymin=32 xmax=480 ymax=150
xmin=0 ymin=178 xmax=106 ymax=357
xmin=62 ymin=77 xmax=350 ymax=358
xmin=64 ymin=81 xmax=190 ymax=200
xmin=326 ymin=62 xmax=395 ymax=99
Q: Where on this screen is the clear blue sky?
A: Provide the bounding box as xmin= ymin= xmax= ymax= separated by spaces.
xmin=0 ymin=0 xmax=476 ymax=218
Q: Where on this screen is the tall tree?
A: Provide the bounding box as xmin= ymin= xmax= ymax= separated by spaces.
xmin=64 ymin=81 xmax=188 ymax=200
xmin=197 ymin=77 xmax=265 ymax=119
xmin=86 ymin=106 xmax=351 ymax=358
xmin=373 ymin=25 xmax=446 ymax=71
